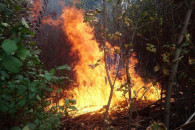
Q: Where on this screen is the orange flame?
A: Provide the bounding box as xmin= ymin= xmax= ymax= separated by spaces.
xmin=43 ymin=6 xmax=161 ymax=115
xmin=61 ymin=7 xmax=120 ymax=110
xmin=31 ymin=0 xmax=43 ymax=22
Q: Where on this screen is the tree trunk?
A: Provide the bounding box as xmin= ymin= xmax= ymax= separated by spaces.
xmin=126 ymin=55 xmax=133 ymax=130
xmin=103 ymin=0 xmax=114 ymax=129
xmin=164 ymin=1 xmax=195 ymax=129
xmin=126 ymin=19 xmax=139 ymax=130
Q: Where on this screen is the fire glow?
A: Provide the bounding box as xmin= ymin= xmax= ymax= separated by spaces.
xmin=31 ymin=0 xmax=43 ymax=21
xmin=43 ymin=6 xmax=161 ymax=115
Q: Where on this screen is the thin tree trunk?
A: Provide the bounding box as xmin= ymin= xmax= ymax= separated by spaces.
xmin=103 ymin=0 xmax=114 ymax=129
xmin=126 ymin=20 xmax=139 ymax=130
xmin=164 ymin=1 xmax=195 ymax=129
xmin=126 ymin=55 xmax=132 ymax=130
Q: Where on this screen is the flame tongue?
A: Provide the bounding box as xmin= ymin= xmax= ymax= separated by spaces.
xmin=62 ymin=7 xmax=115 ymax=109
xmin=32 ymin=0 xmax=43 ymax=22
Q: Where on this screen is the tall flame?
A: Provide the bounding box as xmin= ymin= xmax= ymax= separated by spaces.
xmin=60 ymin=7 xmax=122 ymax=111
xmin=43 ymin=6 xmax=161 ymax=115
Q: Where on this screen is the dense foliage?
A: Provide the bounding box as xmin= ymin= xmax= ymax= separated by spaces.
xmin=0 ymin=0 xmax=76 ymax=129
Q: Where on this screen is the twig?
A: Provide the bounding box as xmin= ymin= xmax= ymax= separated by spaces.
xmin=113 ymin=58 xmax=122 ymax=87
xmin=185 ymin=111 xmax=195 ymax=124
xmin=174 ymin=120 xmax=195 ymax=130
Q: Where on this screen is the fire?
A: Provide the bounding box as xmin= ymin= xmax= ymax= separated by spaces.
xmin=31 ymin=0 xmax=43 ymax=22
xmin=128 ymin=54 xmax=161 ymax=100
xmin=60 ymin=7 xmax=122 ymax=112
xmin=43 ymin=6 xmax=161 ymax=115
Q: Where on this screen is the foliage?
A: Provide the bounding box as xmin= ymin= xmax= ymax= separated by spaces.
xmin=91 ymin=0 xmax=194 ymax=84
xmin=0 ymin=0 xmax=76 ymax=129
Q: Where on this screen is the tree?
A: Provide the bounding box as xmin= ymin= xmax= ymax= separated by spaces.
xmin=164 ymin=0 xmax=195 ymax=129
xmin=103 ymin=0 xmax=115 ymax=128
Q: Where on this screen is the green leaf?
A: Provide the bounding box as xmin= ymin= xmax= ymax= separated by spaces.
xmin=59 ymin=106 xmax=64 ymax=110
xmin=2 ymin=56 xmax=22 ymax=73
xmin=17 ymin=47 xmax=30 ymax=60
xmin=153 ymin=124 xmax=158 ymax=130
xmin=44 ymin=87 xmax=53 ymax=92
xmin=0 ymin=3 xmax=6 ymax=10
xmin=182 ymin=42 xmax=189 ymax=47
xmin=49 ymin=69 xmax=55 ymax=76
xmin=107 ymin=0 xmax=112 ymax=3
xmin=17 ymin=85 xmax=26 ymax=95
xmin=30 ymin=81 xmax=38 ymax=92
xmin=182 ymin=49 xmax=189 ymax=54
xmin=22 ymin=125 xmax=30 ymax=130
xmin=1 ymin=94 xmax=12 ymax=101
xmin=46 ymin=122 xmax=53 ymax=128
xmin=2 ymin=39 xmax=17 ymax=54
xmin=57 ymin=112 xmax=63 ymax=117
xmin=9 ymin=101 xmax=15 ymax=109
xmin=21 ymin=17 xmax=29 ymax=28
xmin=0 ymin=100 xmax=9 ymax=112
xmin=69 ymin=99 xmax=76 ymax=104
xmin=27 ymin=71 xmax=36 ymax=75
xmin=17 ymin=97 xmax=27 ymax=108
xmin=64 ymin=111 xmax=68 ymax=117
xmin=14 ymin=5 xmax=22 ymax=12
xmin=29 ymin=41 xmax=36 ymax=45
xmin=34 ymin=119 xmax=40 ymax=125
xmin=0 ymin=71 xmax=10 ymax=80
xmin=11 ymin=126 xmax=21 ymax=130
xmin=44 ymin=71 xmax=51 ymax=81
xmin=69 ymin=106 xmax=77 ymax=110
xmin=20 ymin=28 xmax=34 ymax=38
xmin=1 ymin=22 xmax=9 ymax=27
xmin=29 ymin=109 xmax=33 ymax=113
xmin=34 ymin=49 xmax=41 ymax=55
xmin=57 ymin=64 xmax=71 ymax=70
xmin=84 ymin=16 xmax=94 ymax=23
xmin=15 ymin=75 xmax=23 ymax=80
xmin=29 ymin=93 xmax=35 ymax=100
xmin=65 ymin=99 xmax=70 ymax=107
xmin=5 ymin=8 xmax=13 ymax=15
xmin=36 ymin=95 xmax=41 ymax=101
xmin=28 ymin=123 xmax=36 ymax=130
xmin=57 ymin=88 xmax=61 ymax=94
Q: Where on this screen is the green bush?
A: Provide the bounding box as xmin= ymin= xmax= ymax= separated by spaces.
xmin=0 ymin=1 xmax=75 ymax=129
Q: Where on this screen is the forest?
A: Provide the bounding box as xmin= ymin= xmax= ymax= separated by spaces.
xmin=0 ymin=0 xmax=194 ymax=130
